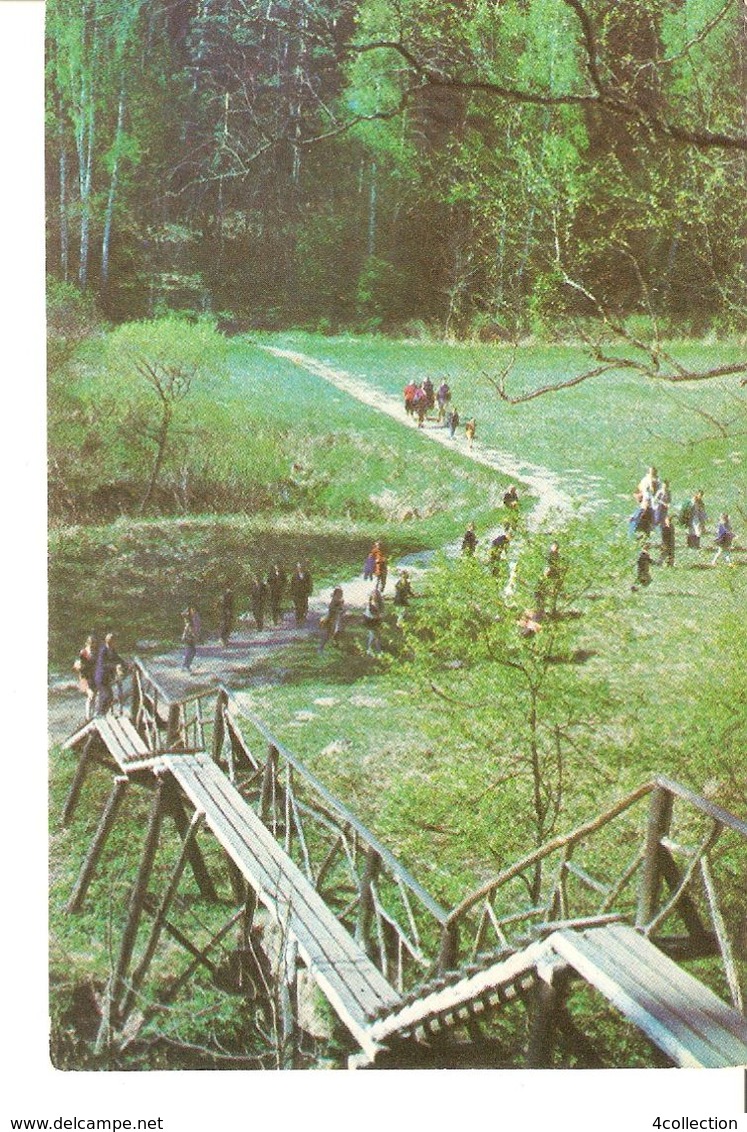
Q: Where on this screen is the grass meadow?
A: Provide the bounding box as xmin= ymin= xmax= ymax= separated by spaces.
xmin=49 ymin=328 xmax=746 ymax=1068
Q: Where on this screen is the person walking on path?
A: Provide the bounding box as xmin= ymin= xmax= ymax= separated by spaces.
xmin=446 ymin=407 xmax=460 ymax=439
xmin=74 ymin=634 xmax=98 ymax=720
xmin=363 ymin=548 xmax=376 ymax=581
xmin=461 ymin=522 xmax=478 ymax=556
xmin=436 ymin=380 xmax=451 ymax=424
xmin=372 ymin=541 xmax=388 ymax=592
xmin=267 ymin=564 xmax=287 ymax=626
xmin=364 ymin=587 xmax=385 ymax=655
xmin=489 ymin=529 xmax=512 ymax=576
xmin=684 ymin=491 xmax=707 ymax=549
xmin=393 ymin=570 xmax=415 ymax=627
xmin=658 ymin=514 xmax=676 ymax=567
xmin=712 ymin=514 xmax=735 ymax=566
xmin=319 ymin=587 xmax=345 ymax=652
xmin=181 ymin=608 xmax=200 ymax=673
xmin=218 ymin=587 xmax=234 ymax=647
xmin=250 ymin=576 xmax=268 ymax=631
xmin=95 ymin=631 xmax=126 ymax=713
xmin=653 ymin=480 xmax=671 ymax=526
xmin=290 ymin=562 xmax=314 ymax=625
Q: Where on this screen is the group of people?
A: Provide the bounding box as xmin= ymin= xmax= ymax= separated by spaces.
xmin=628 ymin=465 xmax=738 ymax=587
xmin=319 ymin=567 xmax=417 ymax=655
xmin=461 ymin=485 xmax=522 ymax=567
xmin=401 ymin=376 xmax=477 ymax=444
xmin=74 ymin=632 xmax=127 ymax=719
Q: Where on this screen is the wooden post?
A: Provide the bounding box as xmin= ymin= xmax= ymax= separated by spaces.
xmin=163 ymin=779 xmax=217 ymax=901
xmin=167 ymin=703 xmax=182 ymax=749
xmin=260 ymin=745 xmax=279 ymax=824
xmin=97 ymin=779 xmax=165 ymax=1051
xmin=130 ymin=666 xmax=142 ymax=728
xmin=356 ymin=846 xmax=382 ymax=955
xmin=212 ymin=690 xmax=227 ymax=765
xmin=67 ymin=777 xmax=129 ymax=913
xmin=241 ymin=886 xmax=257 ymax=947
xmin=226 ymin=858 xmax=247 ymax=904
xmin=62 ymin=734 xmax=96 ymax=826
xmin=278 ymin=938 xmax=299 ymax=1070
xmin=118 ymin=811 xmax=205 ymax=1024
xmin=438 ymin=922 xmax=459 ymax=974
xmin=526 ymin=959 xmax=566 ymax=1068
xmin=636 ymin=785 xmax=674 ymax=930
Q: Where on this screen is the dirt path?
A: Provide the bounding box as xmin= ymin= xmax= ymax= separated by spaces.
xmin=261 ymin=345 xmax=604 ymax=530
xmin=49 ymin=347 xmax=604 ymax=744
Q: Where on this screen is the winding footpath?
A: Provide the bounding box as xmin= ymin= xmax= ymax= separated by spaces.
xmin=49 ymin=348 xmax=605 ymax=737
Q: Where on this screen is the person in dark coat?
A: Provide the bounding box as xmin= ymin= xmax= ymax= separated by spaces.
xmin=290 ymin=562 xmax=313 ymax=625
xmin=489 ymin=530 xmax=511 ymax=576
xmin=181 ymin=609 xmax=199 ymax=673
xmin=95 ymin=631 xmax=126 ymax=712
xmin=218 ymin=587 xmax=234 ymax=646
xmin=658 ymin=514 xmax=675 ymax=567
xmin=250 ymin=576 xmax=268 ymax=631
xmin=447 ymin=407 xmax=460 ymax=439
xmin=461 ymin=522 xmax=478 ymax=556
xmin=266 ymin=564 xmax=287 ymax=626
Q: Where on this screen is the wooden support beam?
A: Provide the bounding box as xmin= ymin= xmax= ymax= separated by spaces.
xmin=163 ymin=779 xmax=217 ymax=902
xmin=66 ymin=776 xmax=129 ymax=914
xmin=526 ymin=960 xmax=566 ymax=1068
xmin=356 ymin=846 xmax=382 ymax=957
xmin=260 ymin=744 xmax=279 ymax=824
xmin=279 ymin=939 xmax=299 ymax=1070
xmin=226 ymin=857 xmax=247 ymax=904
xmin=118 ymin=810 xmax=206 ymax=1024
xmin=438 ymin=923 xmax=459 ymax=974
xmin=212 ymin=690 xmax=227 ymax=765
xmin=96 ymin=779 xmax=165 ymax=1053
xmin=656 ymin=844 xmax=712 ymax=944
xmin=167 ymin=704 xmax=182 ymax=749
xmin=636 ymin=785 xmax=673 ymax=929
xmin=122 ymin=907 xmax=246 ymax=1047
xmin=61 ymin=734 xmax=96 ymax=826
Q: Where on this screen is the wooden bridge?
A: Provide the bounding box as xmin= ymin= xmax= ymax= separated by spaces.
xmin=59 ymin=661 xmax=747 ymax=1069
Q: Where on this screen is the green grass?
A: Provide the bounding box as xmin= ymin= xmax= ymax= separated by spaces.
xmin=49 ymin=327 xmax=747 ymax=1069
xmin=257 ymin=332 xmax=747 ymax=518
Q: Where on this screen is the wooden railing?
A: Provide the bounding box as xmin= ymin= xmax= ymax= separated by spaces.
xmin=129 ymin=661 xmax=450 ymax=992
xmin=441 ymin=777 xmax=747 ymax=1009
xmin=130 ymin=661 xmax=746 ymax=1007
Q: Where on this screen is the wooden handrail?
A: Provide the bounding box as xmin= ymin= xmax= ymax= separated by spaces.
xmin=654 ymin=775 xmax=747 ymax=839
xmin=220 ymin=685 xmax=450 ymax=926
xmin=130 ymin=662 xmax=449 ymax=926
xmin=446 ymin=782 xmax=656 ymax=928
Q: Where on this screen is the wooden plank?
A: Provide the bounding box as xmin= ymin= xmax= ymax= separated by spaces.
xmin=186 ymin=759 xmax=396 ymax=1011
xmin=594 ymin=929 xmax=747 ymax=1067
xmin=164 ymin=755 xmax=398 ymax=1041
xmin=61 ymin=720 xmax=96 ymax=751
xmin=599 ymin=923 xmax=747 ymax=1058
xmin=549 ymin=925 xmax=747 ymax=1067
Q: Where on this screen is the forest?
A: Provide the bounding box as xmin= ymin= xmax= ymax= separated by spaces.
xmin=46 ymin=0 xmax=747 ymax=339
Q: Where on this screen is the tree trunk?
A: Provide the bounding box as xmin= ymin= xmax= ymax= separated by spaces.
xmin=101 ymin=90 xmax=126 ymax=293
xmin=140 ymin=403 xmax=172 ymax=513
xmin=58 ymin=117 xmax=69 ymax=282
